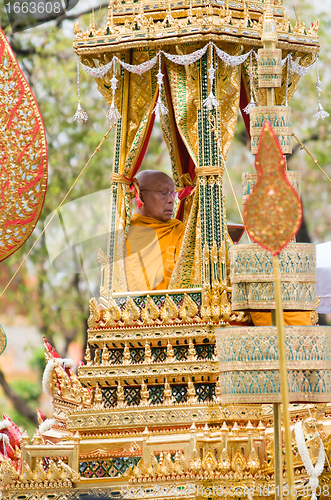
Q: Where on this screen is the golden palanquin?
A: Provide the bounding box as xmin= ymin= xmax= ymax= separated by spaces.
xmin=1 ymin=2 xmax=331 ymax=500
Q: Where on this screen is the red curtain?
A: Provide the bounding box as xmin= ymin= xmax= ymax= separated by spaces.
xmin=239 ymin=73 xmax=251 ymax=138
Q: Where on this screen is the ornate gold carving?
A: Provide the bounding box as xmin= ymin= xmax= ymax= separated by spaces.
xmin=140 ymin=380 xmax=149 ymax=406
xmin=122 ymin=297 xmax=141 ymax=326
xmin=247 ymin=447 xmax=260 ymax=473
xmin=84 ymin=346 xmax=92 ymax=366
xmin=231 ymin=449 xmax=246 ymax=473
xmin=123 ymin=342 xmax=131 ymax=365
xmin=201 ymin=286 xmax=211 ymax=322
xmin=103 ymin=297 xmax=122 ymax=326
xmin=88 ymin=297 xmax=101 ymax=328
xmin=73 ymin=1 xmax=319 ymax=54
xmin=94 ymin=348 xmax=101 ymax=366
xmin=164 ymin=379 xmax=173 ymax=405
xmin=117 ymin=381 xmax=126 ymax=408
xmin=144 ymin=341 xmax=152 ymax=364
xmin=94 ymin=383 xmax=104 ymax=408
xmin=0 ymin=456 xmax=80 ymax=489
xmin=214 ymin=377 xmax=222 ymax=404
xmin=141 ymin=295 xmax=159 ymax=325
xmin=160 ymin=294 xmax=178 ymax=323
xmin=250 ymin=105 xmax=292 ymax=155
xmin=216 ymin=325 xmax=331 ymax=403
xmin=187 ymin=377 xmax=198 ymax=404
xmin=179 ymin=293 xmax=199 ymax=322
xmin=166 ymin=341 xmax=175 ymax=363
xmin=218 ymin=448 xmax=231 ymax=473
xmin=187 ymin=338 xmax=196 ymax=362
xmin=101 ymin=345 xmax=109 ymax=366
xmin=97 ymin=248 xmax=108 ymax=267
xmin=189 ymin=449 xmax=202 ymax=473
xmin=201 ymin=449 xmax=218 ymax=474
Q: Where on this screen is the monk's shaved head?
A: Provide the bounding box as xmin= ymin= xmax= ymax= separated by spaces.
xmin=135 ymin=170 xmax=176 ymax=222
xmin=136 ymin=170 xmax=174 ymax=191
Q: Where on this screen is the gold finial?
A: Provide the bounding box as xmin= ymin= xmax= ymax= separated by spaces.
xmin=218 ymin=447 xmax=231 ymax=473
xmin=187 ymin=377 xmax=198 ymax=404
xmin=101 ymin=344 xmax=109 ymax=366
xmin=166 ymin=341 xmax=175 ymax=362
xmin=20 ymin=430 xmax=30 ymax=447
xmin=85 ymin=345 xmax=92 ymax=366
xmin=31 ymin=429 xmax=43 ymax=445
xmin=94 ymin=348 xmax=101 ymax=366
xmin=144 ymin=341 xmax=152 ymax=363
xmin=117 ymin=381 xmax=126 ymax=408
xmin=164 ymin=378 xmax=173 ymax=405
xmin=94 ymin=383 xmax=103 ymax=407
xmin=262 ymin=0 xmax=278 ymax=43
xmin=140 ymin=380 xmax=149 ymax=406
xmin=214 ymin=377 xmax=222 ymax=404
xmin=247 ymin=447 xmax=260 ymax=474
xmin=187 ymin=338 xmax=196 ymax=361
xmin=123 ymin=342 xmax=131 ymax=365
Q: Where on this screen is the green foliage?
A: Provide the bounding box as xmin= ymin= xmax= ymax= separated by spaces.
xmin=11 ymin=379 xmax=41 ymax=404
xmin=1 ymin=379 xmax=41 ymax=435
xmin=27 ymin=346 xmax=47 ymax=377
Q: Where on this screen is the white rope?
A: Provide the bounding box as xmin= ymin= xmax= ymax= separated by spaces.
xmin=162 ymin=44 xmax=209 ymax=65
xmin=76 ymin=43 xmax=321 ymax=120
xmin=116 ymin=54 xmax=158 ymax=74
xmin=78 ymin=42 xmax=257 ymax=79
xmin=78 ymin=43 xmax=319 ymax=79
xmin=213 ymin=43 xmax=253 ymax=67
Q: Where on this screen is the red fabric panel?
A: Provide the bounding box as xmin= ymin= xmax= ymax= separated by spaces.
xmin=239 ymin=73 xmax=251 ymax=138
xmin=131 ymin=109 xmax=156 ymax=178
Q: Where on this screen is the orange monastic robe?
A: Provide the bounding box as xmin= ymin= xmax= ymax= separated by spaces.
xmin=125 ymin=214 xmax=185 ymax=291
xmin=250 ymin=310 xmax=313 ymax=326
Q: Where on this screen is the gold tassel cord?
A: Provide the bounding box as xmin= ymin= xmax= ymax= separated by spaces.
xmin=223 ymin=162 xmax=252 ymax=244
xmin=207 ymin=113 xmax=251 ymax=243
xmin=292 ymin=132 xmax=331 ymax=184
xmin=0 ymin=124 xmax=114 ymax=299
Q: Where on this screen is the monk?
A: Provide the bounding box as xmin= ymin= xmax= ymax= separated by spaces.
xmin=124 ymin=170 xmax=185 ymax=291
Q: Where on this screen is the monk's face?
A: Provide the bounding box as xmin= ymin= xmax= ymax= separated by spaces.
xmin=139 ymin=176 xmax=176 ymax=222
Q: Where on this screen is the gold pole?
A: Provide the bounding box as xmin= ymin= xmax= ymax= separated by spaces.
xmin=273 ymin=402 xmax=283 ymax=500
xmin=273 ymin=255 xmax=296 ymax=500
xmin=271 ymin=309 xmax=283 ymax=500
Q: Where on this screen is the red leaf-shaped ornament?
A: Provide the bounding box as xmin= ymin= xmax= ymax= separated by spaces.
xmin=0 ymin=29 xmax=48 ymax=262
xmin=243 ymin=121 xmax=302 ymax=256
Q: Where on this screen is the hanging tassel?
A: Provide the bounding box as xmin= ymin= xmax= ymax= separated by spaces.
xmin=106 ymin=101 xmax=122 ymax=127
xmin=73 ymin=57 xmax=88 ymax=123
xmin=153 ymin=54 xmax=168 ymax=119
xmin=153 ymin=94 xmax=168 ymax=119
xmin=313 ymin=57 xmax=329 ymax=121
xmin=313 ymin=102 xmax=329 ymax=121
xmin=203 ymin=45 xmax=219 ymax=110
xmin=243 ymin=51 xmax=256 ymax=114
xmin=106 ymin=61 xmax=122 ymax=126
